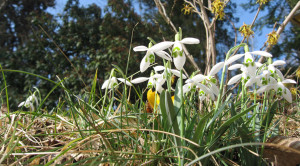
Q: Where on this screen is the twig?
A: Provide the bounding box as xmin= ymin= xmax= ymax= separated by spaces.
xmin=258 ymin=1 xmax=300 ymax=63
xmin=38 ymin=25 xmax=87 ymax=87
xmin=153 ymin=0 xmax=201 ymax=72
xmin=154 ymin=0 xmax=178 ymax=33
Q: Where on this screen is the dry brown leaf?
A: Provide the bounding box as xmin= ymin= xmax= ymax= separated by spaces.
xmin=264 ymin=136 xmax=300 ymax=166
xmin=29 ymin=157 xmax=40 ymax=166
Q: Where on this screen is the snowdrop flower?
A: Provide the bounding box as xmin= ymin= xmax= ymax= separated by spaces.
xmin=153 ymin=65 xmax=187 ymax=79
xmin=227 ymin=65 xmax=251 ymax=85
xmin=183 ymin=79 xmax=216 ymax=101
xmin=101 ymin=77 xmax=132 ymax=89
xmin=131 ymin=70 xmax=165 ymax=93
xmin=245 ymin=60 xmax=286 ymax=87
xmin=172 ymin=33 xmax=200 ymax=70
xmin=183 ymin=62 xmax=224 ymax=101
xmin=185 ymin=62 xmax=224 ymax=96
xmin=133 ymin=41 xmax=174 ymax=72
xmin=267 ymin=60 xmax=286 ymax=77
xmin=225 ymin=51 xmax=272 ymax=66
xmin=226 ymin=51 xmax=272 ymax=86
xmin=18 ymin=93 xmax=38 ymax=110
xmin=245 ymin=70 xmax=270 ymax=87
xmin=257 ymin=77 xmax=296 ymax=103
xmin=226 ymin=51 xmax=271 ymax=78
xmin=101 ymin=70 xmax=132 ymax=89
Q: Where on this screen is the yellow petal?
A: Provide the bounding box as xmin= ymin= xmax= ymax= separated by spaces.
xmin=147 ymin=89 xmax=160 ymax=109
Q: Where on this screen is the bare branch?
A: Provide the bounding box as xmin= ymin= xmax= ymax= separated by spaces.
xmin=153 ymin=0 xmax=201 ymax=72
xmin=0 ymin=0 xmax=8 ymax=12
xmin=258 ymin=1 xmax=300 ymax=63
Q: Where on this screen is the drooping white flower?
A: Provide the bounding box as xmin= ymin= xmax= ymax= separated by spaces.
xmin=185 ymin=62 xmax=224 ymax=96
xmin=267 ymin=60 xmax=286 ymax=77
xmin=183 ymin=62 xmax=224 ymax=101
xmin=245 ymin=70 xmax=269 ymax=87
xmin=226 ymin=51 xmax=272 ymax=86
xmin=101 ymin=77 xmax=132 ymax=89
xmin=183 ymin=79 xmax=216 ymax=101
xmin=131 ymin=71 xmax=166 ymax=93
xmin=245 ymin=60 xmax=286 ymax=87
xmin=18 ymin=93 xmax=38 ymax=110
xmin=225 ymin=51 xmax=272 ymax=66
xmin=227 ymin=65 xmax=251 ymax=85
xmin=257 ymin=77 xmax=296 ymax=103
xmin=172 ymin=35 xmax=200 ymax=70
xmin=133 ymin=41 xmax=174 ymax=72
xmin=153 ymin=65 xmax=187 ymax=79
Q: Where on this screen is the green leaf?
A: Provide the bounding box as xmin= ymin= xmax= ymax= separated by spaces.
xmin=261 ymin=100 xmax=278 ymax=132
xmin=211 ymin=104 xmax=256 ymax=145
xmin=193 ymin=112 xmax=212 ymax=144
xmin=112 ymin=64 xmax=125 ymax=76
xmin=174 ymin=79 xmax=183 ymax=125
xmin=207 ymin=94 xmax=232 ymax=129
xmin=160 ymin=90 xmax=181 ymax=147
xmin=89 ymin=69 xmax=98 ymax=104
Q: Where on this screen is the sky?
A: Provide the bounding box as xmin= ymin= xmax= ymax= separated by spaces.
xmin=46 ymin=0 xmax=281 ymax=52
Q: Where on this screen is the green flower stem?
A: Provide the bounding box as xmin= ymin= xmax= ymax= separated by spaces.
xmin=242 ymin=44 xmax=249 ymax=112
xmin=163 ymin=60 xmax=172 ymax=92
xmin=215 ymin=43 xmax=247 ymax=112
xmin=260 ymin=92 xmax=270 ymax=165
xmin=242 ymin=81 xmax=245 ymax=111
xmin=252 ymin=84 xmax=257 ymax=131
xmin=180 ymin=69 xmax=185 ymax=166
xmin=153 ymin=90 xmax=157 ymax=114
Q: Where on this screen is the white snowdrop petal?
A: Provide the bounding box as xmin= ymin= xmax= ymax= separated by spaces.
xmin=246 ymin=65 xmax=257 ymax=78
xmin=209 ymin=62 xmax=224 ymax=76
xmin=282 ymin=87 xmax=293 ymax=103
xmin=272 ymin=60 xmax=286 ymax=66
xmin=117 ymin=78 xmax=132 ymax=86
xmin=185 ymin=79 xmax=193 ymax=83
xmin=250 ymin=51 xmax=272 ymax=57
xmin=191 ymin=74 xmax=205 ymax=83
xmin=262 ymin=70 xmax=271 ymax=77
xmin=133 ymin=46 xmax=148 ymax=52
xmin=156 ymin=83 xmax=164 ymax=93
xmin=155 ymin=51 xmax=172 ymax=61
xmin=183 ymin=84 xmax=191 ymax=94
xmin=257 ymin=85 xmax=270 ymax=94
xmin=269 ymin=77 xmax=278 ymax=84
xmin=150 ymin=41 xmax=174 ymax=52
xmin=275 ymin=68 xmax=284 ymax=81
xmin=245 ymin=77 xmax=257 ymax=87
xmin=210 ymin=83 xmax=219 ymax=96
xmin=228 ymin=74 xmax=242 ymax=85
xmin=140 ymin=55 xmax=150 ymax=73
xmin=196 ymin=83 xmax=215 ymax=100
xmin=152 ymin=74 xmax=163 ymax=79
xmin=180 ymin=37 xmax=200 ymax=44
xmin=225 ymin=54 xmax=245 ymax=65
xmin=174 ymin=53 xmax=186 ymax=70
xmin=131 ymin=77 xmax=149 ymax=84
xmin=244 ymin=52 xmax=254 ymax=63
xmin=282 ymin=79 xmax=297 ymax=84
xmin=101 ymin=80 xmax=110 ymax=89
xmin=228 ymin=64 xmax=243 ymax=70
xmin=18 ymin=101 xmax=25 ymax=107
xmin=170 ymin=69 xmax=187 ymax=79
xmin=255 ymin=62 xmax=263 ymax=67
xmin=153 ymin=66 xmax=165 ymax=72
